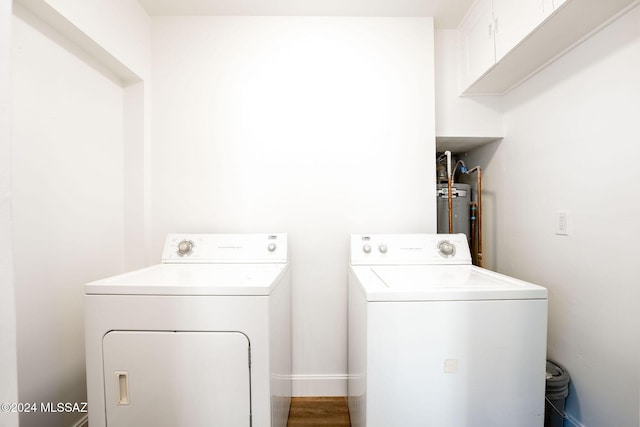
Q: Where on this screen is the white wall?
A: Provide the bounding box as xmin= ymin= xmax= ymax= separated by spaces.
xmin=10 ymin=3 xmax=136 ymax=426
xmin=0 ymin=1 xmax=19 ymax=427
xmin=5 ymin=2 xmax=150 ymax=425
xmin=15 ymin=0 xmax=153 ymax=271
xmin=464 ymin=5 xmax=640 ymax=426
xmin=29 ymin=3 xmax=153 ymax=267
xmin=151 ymin=16 xmax=436 ymax=395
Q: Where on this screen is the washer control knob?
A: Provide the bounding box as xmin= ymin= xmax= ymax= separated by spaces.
xmin=378 ymin=244 xmax=388 ymax=254
xmin=363 ymin=244 xmax=372 ymax=254
xmin=267 ymin=243 xmax=277 ymax=252
xmin=437 ymin=240 xmax=456 ymax=258
xmin=177 ymin=240 xmax=194 ymax=256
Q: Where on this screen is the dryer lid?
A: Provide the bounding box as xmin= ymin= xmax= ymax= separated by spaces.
xmin=86 ymin=263 xmax=288 ymax=296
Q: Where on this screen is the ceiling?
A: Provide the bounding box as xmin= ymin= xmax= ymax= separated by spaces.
xmin=137 ymin=0 xmax=474 ymax=29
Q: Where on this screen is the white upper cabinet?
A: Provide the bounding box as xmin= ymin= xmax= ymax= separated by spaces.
xmin=459 ymin=0 xmax=495 ymax=88
xmin=553 ymin=0 xmax=568 ymax=8
xmin=435 ymin=30 xmax=503 ymax=145
xmin=458 ymin=0 xmax=638 ymax=94
xmin=492 ymin=0 xmax=545 ymax=60
xmin=459 ymin=0 xmax=545 ymax=88
xmin=543 ymin=0 xmax=555 ymax=18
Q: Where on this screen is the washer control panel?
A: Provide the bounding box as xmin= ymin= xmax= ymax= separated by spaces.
xmin=351 ymin=234 xmax=471 ymax=265
xmin=162 ymin=233 xmax=287 ymax=263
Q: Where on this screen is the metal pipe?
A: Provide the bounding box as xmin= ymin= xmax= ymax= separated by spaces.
xmin=444 ymin=151 xmax=453 ymax=234
xmin=447 ymin=177 xmax=453 ymax=234
xmin=467 ymin=166 xmax=483 ymax=267
xmin=470 ymin=201 xmax=478 ymax=265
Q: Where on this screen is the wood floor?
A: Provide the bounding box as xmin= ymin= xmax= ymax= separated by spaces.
xmin=286 ymin=397 xmax=351 ymax=426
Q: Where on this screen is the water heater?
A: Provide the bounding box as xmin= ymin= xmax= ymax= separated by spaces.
xmin=437 ymin=183 xmax=471 ymax=240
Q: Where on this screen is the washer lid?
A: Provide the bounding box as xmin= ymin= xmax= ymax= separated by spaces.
xmin=351 ymin=265 xmax=547 ymax=301
xmin=85 ymin=263 xmax=288 ymax=296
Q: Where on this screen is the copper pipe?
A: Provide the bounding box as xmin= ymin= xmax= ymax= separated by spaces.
xmin=467 ymin=166 xmax=483 ymax=267
xmin=470 ymin=201 xmax=478 ymax=265
xmin=477 ymin=167 xmax=483 ymax=267
xmin=440 ymin=151 xmax=453 ymax=234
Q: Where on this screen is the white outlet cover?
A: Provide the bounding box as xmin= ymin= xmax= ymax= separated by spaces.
xmin=555 ymin=211 xmax=569 ymax=235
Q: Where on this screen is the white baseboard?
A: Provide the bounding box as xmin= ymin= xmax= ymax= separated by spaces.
xmin=70 ymin=414 xmax=88 ymax=427
xmin=291 ymin=374 xmax=348 ymax=397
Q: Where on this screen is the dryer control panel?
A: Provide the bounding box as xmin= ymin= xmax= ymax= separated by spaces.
xmin=162 ymin=233 xmax=288 ymax=264
xmin=350 ymin=234 xmax=471 ymax=266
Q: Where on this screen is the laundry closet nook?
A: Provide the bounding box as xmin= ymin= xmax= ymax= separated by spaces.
xmin=1 ymin=1 xmax=639 ymax=427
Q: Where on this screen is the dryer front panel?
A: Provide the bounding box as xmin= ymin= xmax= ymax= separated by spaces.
xmin=102 ymin=331 xmax=251 ymax=427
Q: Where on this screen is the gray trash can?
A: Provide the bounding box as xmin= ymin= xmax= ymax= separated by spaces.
xmin=545 ymin=360 xmax=570 ymax=427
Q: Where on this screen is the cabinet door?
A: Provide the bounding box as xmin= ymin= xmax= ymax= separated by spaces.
xmin=459 ymin=0 xmax=496 ymax=87
xmin=103 ymin=331 xmax=251 ymax=427
xmin=492 ymin=0 xmax=546 ymax=60
xmin=543 ymin=0 xmax=554 ymax=18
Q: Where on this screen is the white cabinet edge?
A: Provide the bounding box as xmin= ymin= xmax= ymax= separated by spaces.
xmin=461 ymin=0 xmax=640 ymax=95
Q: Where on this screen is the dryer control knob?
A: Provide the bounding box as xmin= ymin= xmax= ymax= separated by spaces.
xmin=363 ymin=244 xmax=372 ymax=254
xmin=177 ymin=240 xmax=194 ymax=256
xmin=438 ymin=240 xmax=456 ymax=258
xmin=267 ymin=243 xmax=277 ymax=252
xmin=378 ymin=244 xmax=388 ymax=253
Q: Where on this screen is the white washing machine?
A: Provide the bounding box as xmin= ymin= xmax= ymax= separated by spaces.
xmin=348 ymin=234 xmax=548 ymax=427
xmin=85 ymin=234 xmax=291 ymax=427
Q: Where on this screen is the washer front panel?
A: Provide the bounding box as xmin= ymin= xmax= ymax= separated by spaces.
xmin=364 ymin=298 xmax=547 ymax=427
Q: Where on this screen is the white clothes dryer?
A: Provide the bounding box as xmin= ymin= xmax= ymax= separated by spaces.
xmin=348 ymin=234 xmax=547 ymax=427
xmin=85 ymin=234 xmax=291 ymax=427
